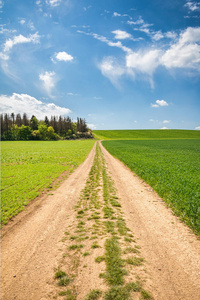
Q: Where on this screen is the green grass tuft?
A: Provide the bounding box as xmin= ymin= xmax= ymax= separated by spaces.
xmin=95 ymin=256 xmax=105 ymax=263
xmin=125 ymin=257 xmax=144 ymax=266
xmin=84 ymin=289 xmax=102 ymax=300
xmin=68 ymin=244 xmax=84 ymax=250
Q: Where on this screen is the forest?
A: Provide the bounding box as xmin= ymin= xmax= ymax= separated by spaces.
xmin=0 ymin=113 xmax=93 ymax=141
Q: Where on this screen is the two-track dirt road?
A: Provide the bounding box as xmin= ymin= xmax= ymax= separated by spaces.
xmin=1 ymin=142 xmax=200 ymax=299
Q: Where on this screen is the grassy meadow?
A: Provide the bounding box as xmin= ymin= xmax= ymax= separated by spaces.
xmin=1 ymin=140 xmax=95 ymax=225
xmin=102 ymin=136 xmax=200 ymax=234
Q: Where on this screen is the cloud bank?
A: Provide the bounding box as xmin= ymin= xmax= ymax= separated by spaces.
xmin=0 ymin=93 xmax=71 ymax=119
xmin=96 ymin=26 xmax=200 ymax=87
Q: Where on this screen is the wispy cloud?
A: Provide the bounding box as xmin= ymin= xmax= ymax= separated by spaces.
xmin=163 ymin=120 xmax=170 ymax=123
xmin=98 ymin=56 xmax=126 ymax=88
xmin=67 ymin=92 xmax=80 ymax=96
xmin=195 ymin=126 xmax=200 ymax=129
xmin=39 ymin=71 xmax=56 ymax=96
xmin=77 ymin=30 xmax=132 ymax=53
xmin=0 ymin=0 xmax=3 ymax=9
xmin=0 ymin=32 xmax=40 ymax=60
xmin=112 ymin=29 xmax=132 ymax=40
xmin=19 ymin=19 xmax=26 ymax=25
xmin=151 ymin=100 xmax=169 ymax=108
xmin=0 ymin=25 xmax=17 ymax=34
xmin=83 ymin=5 xmax=92 ymax=11
xmin=0 ymin=93 xmax=71 ymax=119
xmin=184 ymin=1 xmax=200 ymax=11
xmin=113 ymin=12 xmax=129 ymax=18
xmin=46 ymin=0 xmax=62 ymax=7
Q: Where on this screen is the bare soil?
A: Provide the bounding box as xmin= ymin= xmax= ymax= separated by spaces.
xmin=1 ymin=142 xmax=200 ymax=300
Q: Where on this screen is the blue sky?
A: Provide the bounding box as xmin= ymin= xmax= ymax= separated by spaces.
xmin=0 ymin=0 xmax=200 ymax=130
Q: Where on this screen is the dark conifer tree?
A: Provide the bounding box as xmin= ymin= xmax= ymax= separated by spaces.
xmin=16 ymin=113 xmax=22 ymax=127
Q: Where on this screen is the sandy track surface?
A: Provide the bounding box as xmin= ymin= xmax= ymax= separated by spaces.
xmin=100 ymin=143 xmax=200 ymax=300
xmin=1 ymin=144 xmax=96 ymax=300
xmin=1 ymin=141 xmax=200 ymax=300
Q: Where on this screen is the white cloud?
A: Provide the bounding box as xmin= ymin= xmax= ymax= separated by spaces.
xmin=156 ymin=100 xmax=169 ymax=106
xmin=113 ymin=12 xmax=129 ymax=18
xmin=78 ymin=30 xmax=132 ymax=53
xmin=160 ymin=127 xmax=168 ymax=129
xmin=83 ymin=5 xmax=92 ymax=11
xmin=151 ymin=100 xmax=169 ymax=107
xmin=184 ymin=1 xmax=200 ymax=11
xmin=128 ymin=18 xmax=177 ymax=42
xmin=152 ymin=30 xmax=164 ymax=41
xmin=128 ymin=17 xmax=153 ymax=36
xmin=127 ymin=16 xmax=144 ymax=25
xmin=46 ymin=0 xmax=62 ymax=7
xmin=93 ymin=96 xmax=102 ymax=100
xmin=81 ymin=26 xmax=200 ymax=88
xmin=98 ymin=56 xmax=126 ymax=87
xmin=67 ymin=92 xmax=80 ymax=96
xmin=4 ymin=32 xmax=40 ymax=52
xmin=126 ymin=49 xmax=161 ymax=86
xmin=28 ymin=21 xmax=35 ymax=31
xmin=112 ymin=30 xmax=132 ymax=40
xmin=0 ymin=25 xmax=17 ymax=34
xmin=0 ymin=0 xmax=3 ymax=9
xmin=163 ymin=120 xmax=170 ymax=123
xmin=0 ymin=93 xmax=71 ymax=119
xmin=195 ymin=126 xmax=200 ymax=130
xmin=0 ymin=33 xmax=40 ymax=60
xmin=161 ymin=27 xmax=200 ymax=70
xmin=0 ymin=52 xmax=9 ymax=60
xmin=87 ymin=123 xmax=96 ymax=129
xmin=165 ymin=31 xmax=177 ymax=39
xmin=113 ymin=12 xmax=122 ymax=17
xmin=55 ymin=51 xmax=73 ymax=62
xmin=180 ymin=26 xmax=200 ymax=44
xmin=19 ymin=19 xmax=26 ymax=25
xmin=39 ymin=71 xmax=56 ymax=95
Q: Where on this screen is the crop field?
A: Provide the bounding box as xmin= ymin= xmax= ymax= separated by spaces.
xmin=1 ymin=140 xmax=95 ymax=225
xmin=102 ymin=139 xmax=200 ymax=234
xmin=94 ymin=129 xmax=200 ymax=140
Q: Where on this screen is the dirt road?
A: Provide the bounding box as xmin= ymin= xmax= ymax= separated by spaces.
xmin=1 ymin=142 xmax=200 ymax=300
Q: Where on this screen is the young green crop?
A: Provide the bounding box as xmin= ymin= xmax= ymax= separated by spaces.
xmin=1 ymin=140 xmax=95 ymax=225
xmin=94 ymin=129 xmax=200 ymax=140
xmin=102 ymin=139 xmax=200 ymax=235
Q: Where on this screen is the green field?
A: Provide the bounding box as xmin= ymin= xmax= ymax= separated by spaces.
xmin=94 ymin=129 xmax=200 ymax=140
xmin=102 ymin=139 xmax=200 ymax=234
xmin=1 ymin=140 xmax=95 ymax=225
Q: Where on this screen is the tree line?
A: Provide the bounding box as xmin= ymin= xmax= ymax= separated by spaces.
xmin=0 ymin=113 xmax=93 ymax=141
